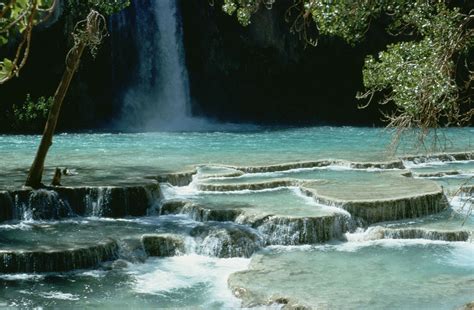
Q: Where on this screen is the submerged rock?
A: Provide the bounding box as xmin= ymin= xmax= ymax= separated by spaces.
xmin=142 ymin=234 xmax=185 ymax=257
xmin=416 ymin=170 xmax=461 ymax=178
xmin=349 ymin=160 xmax=405 ymax=170
xmin=0 ymin=239 xmax=118 ymax=273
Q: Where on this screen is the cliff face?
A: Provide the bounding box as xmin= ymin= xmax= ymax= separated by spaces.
xmin=0 ymin=1 xmax=392 ymax=133
xmin=180 ymin=0 xmax=389 ymax=125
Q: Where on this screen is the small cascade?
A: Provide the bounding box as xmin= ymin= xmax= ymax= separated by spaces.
xmin=305 ymin=189 xmax=449 ymax=224
xmin=82 ymin=184 xmax=160 ymax=218
xmin=160 ymin=200 xmax=242 ymax=222
xmin=0 ymin=183 xmax=160 ymax=223
xmin=14 ymin=189 xmax=73 ymax=221
xmin=190 ymin=224 xmax=264 ymax=258
xmin=345 ymin=226 xmax=471 ymax=242
xmin=240 ymin=213 xmax=353 ymax=246
xmin=84 ymin=187 xmax=112 ymax=217
xmin=116 ymin=238 xmax=148 ymax=263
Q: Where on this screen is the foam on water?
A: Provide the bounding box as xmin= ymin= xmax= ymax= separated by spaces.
xmin=290 ymin=187 xmax=351 ymax=216
xmin=39 ymin=292 xmax=80 ymax=301
xmin=129 ymin=254 xmax=249 ymax=307
xmin=446 ymin=242 xmax=474 ymax=268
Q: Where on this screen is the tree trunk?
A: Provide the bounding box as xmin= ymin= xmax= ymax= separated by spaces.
xmin=25 ymin=42 xmax=86 ymax=188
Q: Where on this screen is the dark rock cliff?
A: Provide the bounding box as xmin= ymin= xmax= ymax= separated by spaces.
xmin=0 ymin=0 xmax=398 ymax=132
xmin=180 ymin=0 xmax=391 ymax=125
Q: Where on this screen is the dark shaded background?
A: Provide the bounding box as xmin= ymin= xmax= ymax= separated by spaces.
xmin=0 ymin=0 xmax=471 ymax=132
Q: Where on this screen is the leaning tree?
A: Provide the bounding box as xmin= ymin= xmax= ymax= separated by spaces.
xmin=1 ymin=0 xmax=129 ymax=187
xmin=25 ymin=10 xmax=108 ymax=188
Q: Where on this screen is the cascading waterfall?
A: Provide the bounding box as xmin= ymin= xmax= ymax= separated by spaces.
xmin=112 ymin=0 xmax=199 ymax=130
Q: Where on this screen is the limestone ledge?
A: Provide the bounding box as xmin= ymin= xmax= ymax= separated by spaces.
xmin=155 ymin=169 xmax=197 ymax=186
xmin=227 ymin=159 xmax=405 ymax=174
xmin=160 ymin=199 xmax=353 ymax=246
xmin=197 ymin=179 xmax=303 ymax=192
xmin=351 ymin=226 xmax=472 ymax=242
xmin=0 ymin=181 xmax=160 ymax=222
xmin=0 ymin=239 xmax=119 ymax=273
xmin=302 ymin=187 xmax=448 ymax=225
xmin=402 ymin=151 xmax=474 ymax=163
xmin=380 ymin=228 xmax=471 ymax=242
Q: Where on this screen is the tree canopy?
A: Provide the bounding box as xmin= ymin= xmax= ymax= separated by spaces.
xmin=0 ymin=0 xmax=129 ymax=84
xmin=219 ymin=0 xmax=473 ymax=133
xmin=0 ymin=0 xmax=55 ymax=83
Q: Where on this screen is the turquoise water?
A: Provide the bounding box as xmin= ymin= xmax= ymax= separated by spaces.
xmin=0 ymin=254 xmax=248 ymax=308
xmin=229 ymin=241 xmax=474 ymax=310
xmin=0 ymin=127 xmax=473 ymax=308
xmin=1 ymin=127 xmax=473 ymax=188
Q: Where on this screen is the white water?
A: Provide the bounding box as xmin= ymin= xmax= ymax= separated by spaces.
xmin=118 ymin=0 xmax=198 ymax=130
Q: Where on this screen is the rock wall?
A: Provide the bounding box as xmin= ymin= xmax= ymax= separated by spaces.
xmin=0 ymin=0 xmax=395 ymax=133
xmin=180 ymin=0 xmax=392 ymax=125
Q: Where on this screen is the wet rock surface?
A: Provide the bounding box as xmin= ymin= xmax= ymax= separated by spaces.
xmin=191 ymin=223 xmax=263 ymax=258
xmin=402 ymin=151 xmax=474 ymax=163
xmin=302 ymin=188 xmax=448 ymax=225
xmin=0 ymin=181 xmax=160 ymax=221
xmin=381 ymin=228 xmax=470 ymax=242
xmin=155 ymin=170 xmax=197 ymax=186
xmin=0 ymin=239 xmax=119 ymax=273
xmin=198 ymin=179 xmax=297 ymax=192
xmin=142 ymin=234 xmax=185 ymax=257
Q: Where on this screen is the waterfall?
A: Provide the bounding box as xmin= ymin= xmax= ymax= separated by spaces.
xmin=112 ymin=0 xmax=197 ymax=130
